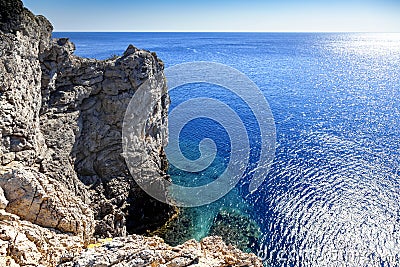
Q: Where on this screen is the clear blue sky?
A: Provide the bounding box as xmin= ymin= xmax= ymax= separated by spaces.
xmin=23 ymin=0 xmax=400 ymax=32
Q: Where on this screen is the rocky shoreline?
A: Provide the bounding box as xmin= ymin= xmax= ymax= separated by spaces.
xmin=0 ymin=0 xmax=262 ymax=266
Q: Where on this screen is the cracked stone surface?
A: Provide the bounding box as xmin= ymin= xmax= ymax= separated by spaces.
xmin=0 ymin=209 xmax=86 ymax=267
xmin=0 ymin=165 xmax=94 ymax=243
xmin=37 ymin=38 xmax=172 ymax=237
xmin=0 ymin=0 xmax=172 ymax=240
xmin=59 ymin=235 xmax=263 ymax=267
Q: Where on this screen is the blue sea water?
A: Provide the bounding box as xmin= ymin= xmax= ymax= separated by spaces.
xmin=54 ymin=32 xmax=400 ymax=266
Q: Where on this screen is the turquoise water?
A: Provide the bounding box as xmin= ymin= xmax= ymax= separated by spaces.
xmin=55 ymin=32 xmax=400 ymax=266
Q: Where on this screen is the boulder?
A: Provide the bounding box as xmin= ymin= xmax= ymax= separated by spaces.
xmin=0 ymin=165 xmax=94 ymax=243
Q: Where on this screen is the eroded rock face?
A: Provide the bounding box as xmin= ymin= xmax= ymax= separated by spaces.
xmin=0 ymin=165 xmax=94 ymax=243
xmin=58 ymin=235 xmax=263 ymax=267
xmin=0 ymin=0 xmax=172 ymax=240
xmin=0 ymin=210 xmax=86 ymax=267
xmin=0 ymin=2 xmax=52 ymax=168
xmin=38 ymin=38 xmax=172 ymax=237
xmin=0 ymin=0 xmax=171 ymax=264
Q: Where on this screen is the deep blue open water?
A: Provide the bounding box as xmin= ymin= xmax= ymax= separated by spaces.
xmin=54 ymin=32 xmax=400 ymax=266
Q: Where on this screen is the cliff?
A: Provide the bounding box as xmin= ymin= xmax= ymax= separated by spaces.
xmin=1 ymin=0 xmax=172 ymax=238
xmin=0 ymin=0 xmax=262 ymax=266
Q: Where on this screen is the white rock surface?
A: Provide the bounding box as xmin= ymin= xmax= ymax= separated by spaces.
xmin=0 ymin=165 xmax=94 ymax=242
xmin=59 ymin=235 xmax=262 ymax=267
xmin=0 ymin=209 xmax=86 ymax=267
xmin=0 ymin=187 xmax=8 ymax=209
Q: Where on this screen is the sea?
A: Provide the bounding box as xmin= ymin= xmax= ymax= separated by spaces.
xmin=53 ymin=32 xmax=400 ymax=267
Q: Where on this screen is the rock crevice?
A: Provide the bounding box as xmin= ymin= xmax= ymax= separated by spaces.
xmin=37 ymin=36 xmax=172 ymax=237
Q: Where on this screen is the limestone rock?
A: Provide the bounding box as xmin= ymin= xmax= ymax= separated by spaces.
xmin=0 ymin=209 xmax=86 ymax=267
xmin=0 ymin=186 xmax=8 ymax=209
xmin=0 ymin=165 xmax=94 ymax=243
xmin=37 ymin=37 xmax=173 ymax=237
xmin=59 ymin=235 xmax=263 ymax=267
xmin=1 ymin=0 xmax=173 ymax=238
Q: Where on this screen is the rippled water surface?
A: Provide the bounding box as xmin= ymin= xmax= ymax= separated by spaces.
xmin=56 ymin=32 xmax=400 ymax=266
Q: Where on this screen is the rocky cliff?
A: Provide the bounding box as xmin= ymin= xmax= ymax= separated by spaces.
xmin=0 ymin=0 xmax=172 ymax=239
xmin=0 ymin=0 xmax=262 ymax=266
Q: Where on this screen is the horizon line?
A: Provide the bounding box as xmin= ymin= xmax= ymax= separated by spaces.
xmin=53 ymin=31 xmax=400 ymax=34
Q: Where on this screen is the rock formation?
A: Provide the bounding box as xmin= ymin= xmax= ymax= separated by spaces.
xmin=1 ymin=0 xmax=172 ymax=239
xmin=0 ymin=165 xmax=94 ymax=242
xmin=0 ymin=209 xmax=87 ymax=267
xmin=58 ymin=235 xmax=262 ymax=267
xmin=0 ymin=0 xmax=263 ymax=266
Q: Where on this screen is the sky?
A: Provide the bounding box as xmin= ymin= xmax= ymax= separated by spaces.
xmin=23 ymin=0 xmax=400 ymax=32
